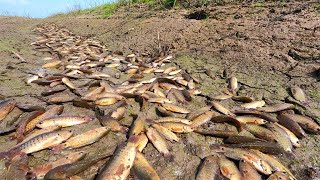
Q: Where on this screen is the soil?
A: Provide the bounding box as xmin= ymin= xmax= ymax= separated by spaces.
xmin=0 ymin=1 xmax=319 ymax=179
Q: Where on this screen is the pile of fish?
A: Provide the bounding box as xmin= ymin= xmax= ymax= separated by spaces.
xmin=0 ymin=22 xmax=319 ymax=180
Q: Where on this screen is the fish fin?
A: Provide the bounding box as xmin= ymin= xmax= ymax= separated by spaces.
xmin=51 ymin=144 xmax=65 ymax=152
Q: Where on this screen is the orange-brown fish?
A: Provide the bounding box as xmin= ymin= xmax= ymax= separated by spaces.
xmin=152 ymin=124 xmax=180 ymax=142
xmin=129 ymin=117 xmax=146 ymax=136
xmin=191 ymin=111 xmax=217 ymax=128
xmin=267 ymin=171 xmax=291 ymax=180
xmin=160 ymin=122 xmax=193 ymax=133
xmin=95 ymin=97 xmax=118 ymax=106
xmin=37 ymin=116 xmax=92 ymax=128
xmin=15 ymin=110 xmax=45 ymax=143
xmin=62 ymin=77 xmax=76 ymax=89
xmin=134 ymin=133 xmax=149 ymax=152
xmin=0 ymin=99 xmax=16 ymax=121
xmin=1 ymin=130 xmax=72 ymax=158
xmin=133 ymin=152 xmax=160 ymax=180
xmin=211 ymin=101 xmax=235 ymax=116
xmin=222 ymin=147 xmax=273 ymax=175
xmin=251 ymin=150 xmax=296 ymax=180
xmin=25 ymin=105 xmax=64 ymax=133
xmin=146 ymin=127 xmax=171 ymax=157
xmin=162 ymin=103 xmax=190 ymax=114
xmin=155 ymin=117 xmax=192 ymax=125
xmin=196 ymin=155 xmax=221 ymax=180
xmin=239 ymin=159 xmax=262 ymax=180
xmin=241 ymin=100 xmax=265 ymax=109
xmin=219 ymin=155 xmax=241 ymax=180
xmin=60 ymin=127 xmax=110 ymax=149
xmin=32 ymin=151 xmax=86 ymax=179
xmin=96 ymin=136 xmax=138 ymax=180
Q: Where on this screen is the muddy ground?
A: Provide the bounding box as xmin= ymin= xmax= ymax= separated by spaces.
xmin=0 ymin=0 xmax=319 ymax=179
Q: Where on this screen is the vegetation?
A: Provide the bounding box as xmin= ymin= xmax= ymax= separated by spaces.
xmin=51 ymin=0 xmax=289 ymax=18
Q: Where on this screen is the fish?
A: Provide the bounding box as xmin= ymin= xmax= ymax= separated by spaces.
xmin=41 ymin=85 xmax=67 ymax=96
xmin=235 ymin=116 xmax=268 ymax=125
xmin=212 ymin=94 xmax=233 ymax=101
xmin=211 ymin=101 xmax=235 ymax=116
xmin=195 ymin=129 xmax=238 ymax=138
xmin=277 ymin=113 xmax=306 ymax=138
xmin=160 ymin=122 xmax=193 ymax=133
xmin=42 ymin=60 xmax=62 ymax=69
xmin=231 ymin=96 xmax=254 ymax=103
xmin=241 ymin=100 xmax=265 ymax=109
xmin=155 ymin=117 xmax=192 ymax=125
xmin=1 ymin=130 xmax=72 ymax=158
xmin=37 ymin=116 xmax=92 ymax=128
xmin=133 ymin=152 xmax=160 ymax=180
xmin=15 ymin=110 xmax=45 ymax=143
xmin=18 ymin=126 xmax=61 ymax=146
xmin=239 ymin=159 xmax=262 ymax=180
xmin=187 ymin=106 xmax=212 ymax=120
xmin=4 ymin=152 xmax=29 ymax=180
xmin=224 ymin=136 xmax=267 ymax=144
xmin=129 ymin=117 xmax=146 ymax=137
xmin=234 ymin=110 xmax=278 ymax=122
xmin=0 ymin=99 xmax=16 ymax=121
xmin=275 ymin=123 xmax=300 ymax=147
xmin=251 ymin=150 xmax=296 ymax=180
xmin=162 ymin=103 xmax=190 ymax=114
xmin=111 ymin=107 xmax=126 ymax=120
xmin=156 ymin=106 xmax=175 ymax=117
xmin=265 ymin=123 xmax=293 ymax=153
xmin=290 ymin=87 xmax=306 ymax=102
xmin=221 ymin=147 xmax=273 ymax=175
xmin=32 ymin=151 xmax=86 ymax=179
xmin=83 ymin=87 xmax=105 ymax=100
xmin=148 ymin=97 xmax=172 ymax=104
xmin=196 ymin=155 xmax=221 ymax=180
xmin=224 ymin=142 xmax=285 ymax=155
xmin=95 ymin=97 xmax=118 ymax=106
xmin=171 ymin=89 xmax=188 ymax=104
xmin=152 ymin=124 xmax=180 ymax=142
xmin=267 ymin=171 xmax=291 ymax=180
xmin=134 ymin=133 xmax=149 ymax=152
xmin=48 ymin=93 xmax=75 ymax=104
xmin=282 ymin=114 xmax=320 ymax=134
xmin=163 ymin=67 xmax=177 ymax=74
xmin=146 ymin=127 xmax=172 ymax=158
xmin=44 ymin=151 xmax=113 ymax=179
xmin=26 ymin=75 xmax=39 ymax=84
xmin=59 ymin=127 xmax=110 ymax=149
xmin=258 ymin=103 xmax=295 ymax=113
xmin=96 ymin=137 xmax=138 ymax=180
xmin=219 ymin=155 xmax=242 ymax=180
xmin=95 ymin=109 xmax=128 ymax=133
xmin=243 ymin=124 xmax=277 ymax=142
xmin=62 ymin=77 xmax=76 ymax=89
xmin=25 ymin=105 xmax=64 ymax=133
xmin=191 ymin=111 xmax=217 ymax=128
xmin=228 ymin=77 xmax=238 ymax=93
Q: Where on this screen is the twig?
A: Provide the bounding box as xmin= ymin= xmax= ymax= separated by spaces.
xmin=11 ymin=51 xmax=27 ymax=63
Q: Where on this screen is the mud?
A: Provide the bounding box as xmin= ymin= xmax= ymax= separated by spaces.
xmin=0 ymin=1 xmax=319 ymax=179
